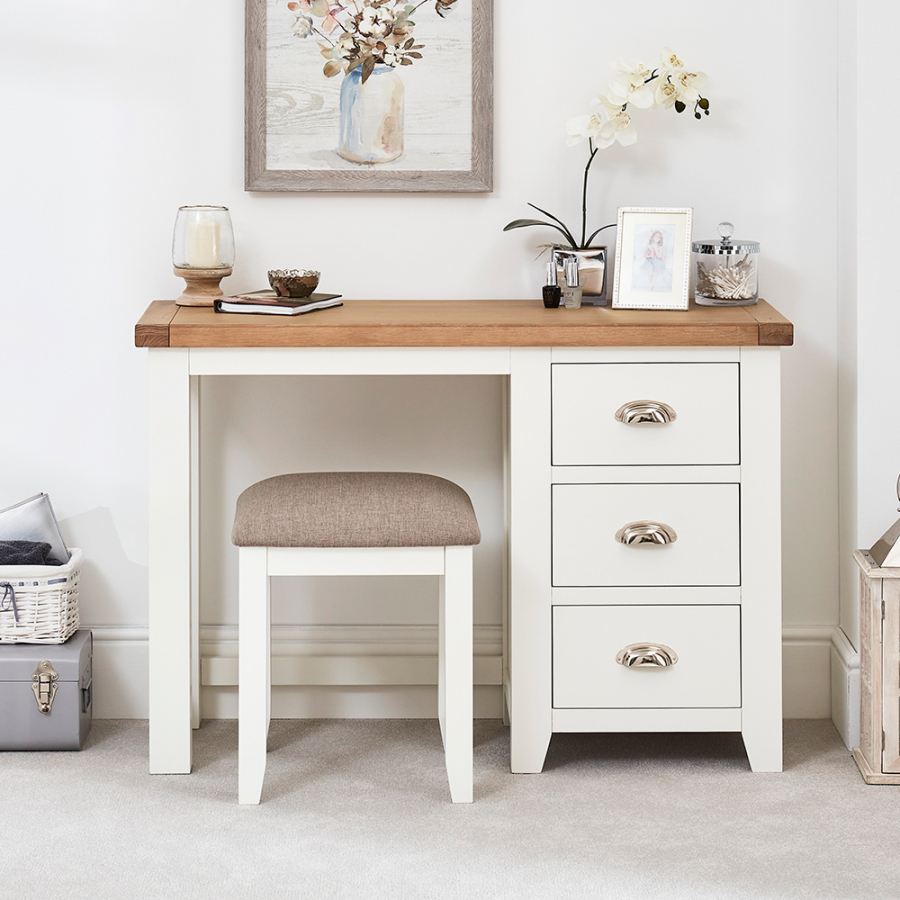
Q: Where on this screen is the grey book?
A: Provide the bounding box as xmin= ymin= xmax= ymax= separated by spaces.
xmin=215 ymin=291 xmax=343 ymax=315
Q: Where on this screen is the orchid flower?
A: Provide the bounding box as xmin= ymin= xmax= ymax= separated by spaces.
xmin=596 ymin=110 xmax=636 ymax=149
xmin=565 ymin=113 xmax=604 ymax=147
xmin=659 ymin=47 xmax=684 ymax=71
xmin=655 ymin=78 xmax=679 ymax=109
xmin=608 ymin=60 xmax=656 ymax=110
xmin=504 ymin=48 xmax=711 ymax=250
xmin=673 ymin=69 xmax=708 ymax=104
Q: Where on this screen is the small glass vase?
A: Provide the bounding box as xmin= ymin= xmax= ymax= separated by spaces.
xmin=337 ymin=66 xmax=404 ymax=165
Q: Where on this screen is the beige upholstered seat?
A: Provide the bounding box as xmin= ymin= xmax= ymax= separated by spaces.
xmin=233 ymin=471 xmax=479 ymax=804
xmin=232 ymin=472 xmax=482 ymax=549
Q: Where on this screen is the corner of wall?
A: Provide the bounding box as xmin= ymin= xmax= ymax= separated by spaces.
xmin=834 ymin=0 xmax=860 ymax=737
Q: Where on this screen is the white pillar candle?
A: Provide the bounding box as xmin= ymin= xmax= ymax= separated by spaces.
xmin=187 ymin=217 xmax=221 ymax=268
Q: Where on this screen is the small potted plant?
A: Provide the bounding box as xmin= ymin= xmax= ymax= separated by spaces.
xmin=504 ymin=48 xmax=710 ymax=303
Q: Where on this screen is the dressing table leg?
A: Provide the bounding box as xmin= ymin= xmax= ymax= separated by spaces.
xmin=740 ymin=347 xmax=784 ymax=772
xmin=191 ymin=375 xmax=201 ymax=730
xmin=509 ymin=348 xmax=553 ymax=773
xmin=148 ymin=348 xmax=193 ymax=774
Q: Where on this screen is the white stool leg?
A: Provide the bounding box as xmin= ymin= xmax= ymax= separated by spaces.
xmin=239 ymin=546 xmax=270 ymax=805
xmin=264 ymin=561 xmax=272 ymax=732
xmin=439 ymin=545 xmax=473 ymax=803
xmin=438 ymin=561 xmax=446 ymax=750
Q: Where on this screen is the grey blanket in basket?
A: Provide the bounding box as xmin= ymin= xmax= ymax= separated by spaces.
xmin=0 ymin=493 xmax=70 ymax=564
xmin=0 ymin=540 xmax=63 ymax=566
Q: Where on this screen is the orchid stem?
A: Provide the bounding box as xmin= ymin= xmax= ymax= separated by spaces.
xmin=581 ymin=141 xmax=598 ymax=249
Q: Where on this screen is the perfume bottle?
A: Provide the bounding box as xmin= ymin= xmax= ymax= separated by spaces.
xmin=562 ymin=258 xmax=583 ymax=309
xmin=542 ymin=261 xmax=561 ymax=308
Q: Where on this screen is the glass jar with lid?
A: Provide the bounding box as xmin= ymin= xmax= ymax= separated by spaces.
xmin=692 ymin=222 xmax=759 ymax=306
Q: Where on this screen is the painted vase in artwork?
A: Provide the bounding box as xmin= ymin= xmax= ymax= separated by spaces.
xmin=338 ymin=66 xmax=404 ymax=164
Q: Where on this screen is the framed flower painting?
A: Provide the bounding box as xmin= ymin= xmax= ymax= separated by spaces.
xmin=612 ymin=207 xmax=694 ymax=310
xmin=245 ymin=0 xmax=493 ymax=192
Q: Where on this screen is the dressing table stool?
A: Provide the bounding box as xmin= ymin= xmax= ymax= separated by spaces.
xmin=231 ymin=471 xmax=481 ymax=804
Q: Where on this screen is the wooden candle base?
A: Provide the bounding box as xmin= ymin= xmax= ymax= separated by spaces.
xmin=174 ymin=266 xmax=232 ymax=307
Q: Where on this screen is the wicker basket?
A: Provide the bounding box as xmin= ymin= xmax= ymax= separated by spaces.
xmin=0 ymin=548 xmax=82 ymax=643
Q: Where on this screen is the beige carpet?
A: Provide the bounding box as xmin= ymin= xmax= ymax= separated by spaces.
xmin=0 ymin=719 xmax=893 ymax=899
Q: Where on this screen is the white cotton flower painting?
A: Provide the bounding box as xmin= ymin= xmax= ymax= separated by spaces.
xmin=245 ymin=0 xmax=492 ymax=191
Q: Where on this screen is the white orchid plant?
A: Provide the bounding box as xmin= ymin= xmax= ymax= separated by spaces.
xmin=504 ymin=48 xmax=710 ymax=250
xmin=288 ymin=0 xmax=458 ymax=84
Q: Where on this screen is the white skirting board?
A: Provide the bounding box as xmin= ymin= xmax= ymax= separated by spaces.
xmin=830 ymin=625 xmax=861 ymax=750
xmin=781 ymin=625 xmax=835 ymax=719
xmin=88 ymin=624 xmax=836 ymax=720
xmin=89 ymin=627 xmax=151 ymax=720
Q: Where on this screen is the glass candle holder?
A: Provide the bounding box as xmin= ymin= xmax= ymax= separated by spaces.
xmin=172 ymin=205 xmax=234 ymax=306
xmin=173 ymin=205 xmax=234 ymax=269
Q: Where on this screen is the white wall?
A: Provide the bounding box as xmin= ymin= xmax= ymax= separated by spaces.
xmin=853 ymin=2 xmax=900 ymax=552
xmin=1 ymin=0 xmax=840 ymax=718
xmin=834 ymin=0 xmax=900 ymax=747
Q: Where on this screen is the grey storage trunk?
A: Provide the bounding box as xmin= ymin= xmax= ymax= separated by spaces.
xmin=0 ymin=630 xmax=92 ymax=750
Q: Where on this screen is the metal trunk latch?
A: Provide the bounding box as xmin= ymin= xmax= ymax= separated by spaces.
xmin=32 ymin=660 xmax=59 ymax=714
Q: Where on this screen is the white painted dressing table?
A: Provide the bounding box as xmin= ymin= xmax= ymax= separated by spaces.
xmin=135 ymin=298 xmax=792 ymax=775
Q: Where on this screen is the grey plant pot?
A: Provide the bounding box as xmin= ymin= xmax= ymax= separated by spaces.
xmin=552 ymin=246 xmax=607 ymax=305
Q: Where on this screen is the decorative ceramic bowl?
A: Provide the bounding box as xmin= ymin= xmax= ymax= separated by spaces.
xmin=267 ymin=269 xmax=320 ymax=298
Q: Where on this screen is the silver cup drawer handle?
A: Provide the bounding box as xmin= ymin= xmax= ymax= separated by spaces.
xmin=614 ymin=400 xmax=677 ymax=425
xmin=615 ymin=642 xmax=679 ymax=668
xmin=615 ymin=521 xmax=677 ymax=546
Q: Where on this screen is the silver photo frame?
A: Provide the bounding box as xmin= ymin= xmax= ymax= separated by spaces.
xmin=612 ymin=207 xmax=693 ymax=310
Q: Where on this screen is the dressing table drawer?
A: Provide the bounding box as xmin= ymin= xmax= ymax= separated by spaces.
xmin=551 ymin=362 xmax=740 ymax=466
xmin=552 ymin=482 xmax=740 ymax=587
xmin=552 ymin=604 xmax=741 ymax=709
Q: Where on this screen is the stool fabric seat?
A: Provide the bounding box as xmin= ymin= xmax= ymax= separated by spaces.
xmin=232 ymin=471 xmax=481 ymax=549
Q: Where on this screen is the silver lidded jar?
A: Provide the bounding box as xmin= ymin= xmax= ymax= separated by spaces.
xmin=692 ymin=222 xmax=759 ymax=306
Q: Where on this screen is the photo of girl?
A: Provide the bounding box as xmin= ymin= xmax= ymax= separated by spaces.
xmin=632 ymin=225 xmax=675 ymax=292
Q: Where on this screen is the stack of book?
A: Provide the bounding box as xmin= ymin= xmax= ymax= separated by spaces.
xmin=214 ymin=290 xmax=343 ymax=316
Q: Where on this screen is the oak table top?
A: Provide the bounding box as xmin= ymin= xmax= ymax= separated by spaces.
xmin=135 ymin=298 xmax=793 ymax=349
